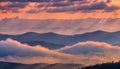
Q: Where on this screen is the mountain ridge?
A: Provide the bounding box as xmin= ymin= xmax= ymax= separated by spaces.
xmin=0 ymin=30 xmax=120 ymax=49
xmin=0 ymin=61 xmax=83 ymax=69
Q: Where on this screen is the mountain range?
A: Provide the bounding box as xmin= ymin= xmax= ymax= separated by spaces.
xmin=1 ymin=61 xmax=120 ymax=69
xmin=0 ymin=62 xmax=83 ymax=69
xmin=0 ymin=30 xmax=120 ymax=49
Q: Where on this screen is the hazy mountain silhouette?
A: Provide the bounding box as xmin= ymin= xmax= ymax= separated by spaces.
xmin=22 ymin=41 xmax=65 ymax=49
xmin=0 ymin=30 xmax=120 ymax=49
xmin=0 ymin=62 xmax=83 ymax=69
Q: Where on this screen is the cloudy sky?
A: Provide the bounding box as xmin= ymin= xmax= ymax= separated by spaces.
xmin=0 ymin=0 xmax=120 ymax=19
xmin=0 ymin=0 xmax=120 ymax=34
xmin=0 ymin=0 xmax=120 ymax=65
xmin=0 ymin=18 xmax=120 ymax=34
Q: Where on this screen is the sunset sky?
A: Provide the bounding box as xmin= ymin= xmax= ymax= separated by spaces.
xmin=0 ymin=0 xmax=120 ymax=35
xmin=0 ymin=0 xmax=120 ymax=19
xmin=1 ymin=0 xmax=120 ymax=66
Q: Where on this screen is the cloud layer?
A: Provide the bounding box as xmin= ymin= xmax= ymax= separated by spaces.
xmin=0 ymin=38 xmax=70 ymax=57
xmin=0 ymin=38 xmax=120 ymax=65
xmin=58 ymin=41 xmax=120 ymax=54
xmin=0 ymin=0 xmax=119 ymax=13
xmin=0 ymin=38 xmax=75 ymax=64
xmin=57 ymin=41 xmax=120 ymax=65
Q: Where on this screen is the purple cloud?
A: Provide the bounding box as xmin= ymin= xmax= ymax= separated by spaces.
xmin=0 ymin=0 xmax=119 ymax=13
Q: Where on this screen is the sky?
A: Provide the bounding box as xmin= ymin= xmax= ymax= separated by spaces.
xmin=0 ymin=17 xmax=120 ymax=35
xmin=0 ymin=0 xmax=120 ymax=19
xmin=0 ymin=0 xmax=120 ymax=34
xmin=0 ymin=0 xmax=120 ymax=65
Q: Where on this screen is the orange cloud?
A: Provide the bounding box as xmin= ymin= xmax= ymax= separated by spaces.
xmin=0 ymin=0 xmax=119 ymax=19
xmin=0 ymin=11 xmax=119 ymax=19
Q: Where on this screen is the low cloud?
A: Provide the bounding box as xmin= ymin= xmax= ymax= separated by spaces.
xmin=0 ymin=38 xmax=70 ymax=57
xmin=58 ymin=41 xmax=120 ymax=54
xmin=0 ymin=38 xmax=76 ymax=64
xmin=57 ymin=41 xmax=120 ymax=65
xmin=0 ymin=39 xmax=120 ymax=65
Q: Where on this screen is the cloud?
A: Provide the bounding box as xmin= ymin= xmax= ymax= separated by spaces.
xmin=0 ymin=0 xmax=62 ymax=2
xmin=0 ymin=38 xmax=70 ymax=57
xmin=57 ymin=41 xmax=120 ymax=65
xmin=58 ymin=41 xmax=120 ymax=54
xmin=0 ymin=0 xmax=119 ymax=13
xmin=0 ymin=2 xmax=28 ymax=13
xmin=47 ymin=1 xmax=120 ymax=13
xmin=0 ymin=38 xmax=76 ymax=64
xmin=0 ymin=39 xmax=120 ymax=65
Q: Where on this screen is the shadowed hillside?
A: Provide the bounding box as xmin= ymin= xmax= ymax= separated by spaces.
xmin=81 ymin=61 xmax=120 ymax=69
xmin=1 ymin=31 xmax=120 ymax=49
xmin=0 ymin=62 xmax=83 ymax=69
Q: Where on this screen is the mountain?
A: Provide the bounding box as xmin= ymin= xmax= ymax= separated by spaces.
xmin=22 ymin=41 xmax=65 ymax=49
xmin=0 ymin=31 xmax=120 ymax=49
xmin=0 ymin=62 xmax=48 ymax=69
xmin=75 ymin=30 xmax=120 ymax=44
xmin=82 ymin=62 xmax=120 ymax=69
xmin=0 ymin=62 xmax=83 ymax=69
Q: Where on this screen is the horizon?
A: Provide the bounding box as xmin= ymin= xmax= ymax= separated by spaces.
xmin=0 ymin=0 xmax=120 ymax=68
xmin=0 ymin=30 xmax=118 ymax=35
xmin=0 ymin=17 xmax=120 ymax=35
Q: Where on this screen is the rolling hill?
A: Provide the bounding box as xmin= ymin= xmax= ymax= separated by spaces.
xmin=0 ymin=30 xmax=120 ymax=49
xmin=0 ymin=62 xmax=83 ymax=69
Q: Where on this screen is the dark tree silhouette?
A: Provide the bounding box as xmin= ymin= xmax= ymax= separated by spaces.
xmin=82 ymin=61 xmax=120 ymax=69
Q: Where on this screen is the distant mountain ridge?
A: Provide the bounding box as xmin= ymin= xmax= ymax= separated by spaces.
xmin=0 ymin=62 xmax=83 ymax=69
xmin=0 ymin=30 xmax=120 ymax=49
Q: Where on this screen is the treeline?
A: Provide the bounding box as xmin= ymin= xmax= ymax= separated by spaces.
xmin=81 ymin=61 xmax=120 ymax=69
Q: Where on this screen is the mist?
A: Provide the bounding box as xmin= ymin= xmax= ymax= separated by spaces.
xmin=0 ymin=18 xmax=120 ymax=35
xmin=0 ymin=39 xmax=120 ymax=65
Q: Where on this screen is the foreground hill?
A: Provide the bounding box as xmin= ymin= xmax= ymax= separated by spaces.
xmin=0 ymin=30 xmax=120 ymax=49
xmin=0 ymin=62 xmax=83 ymax=69
xmin=82 ymin=62 xmax=120 ymax=69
